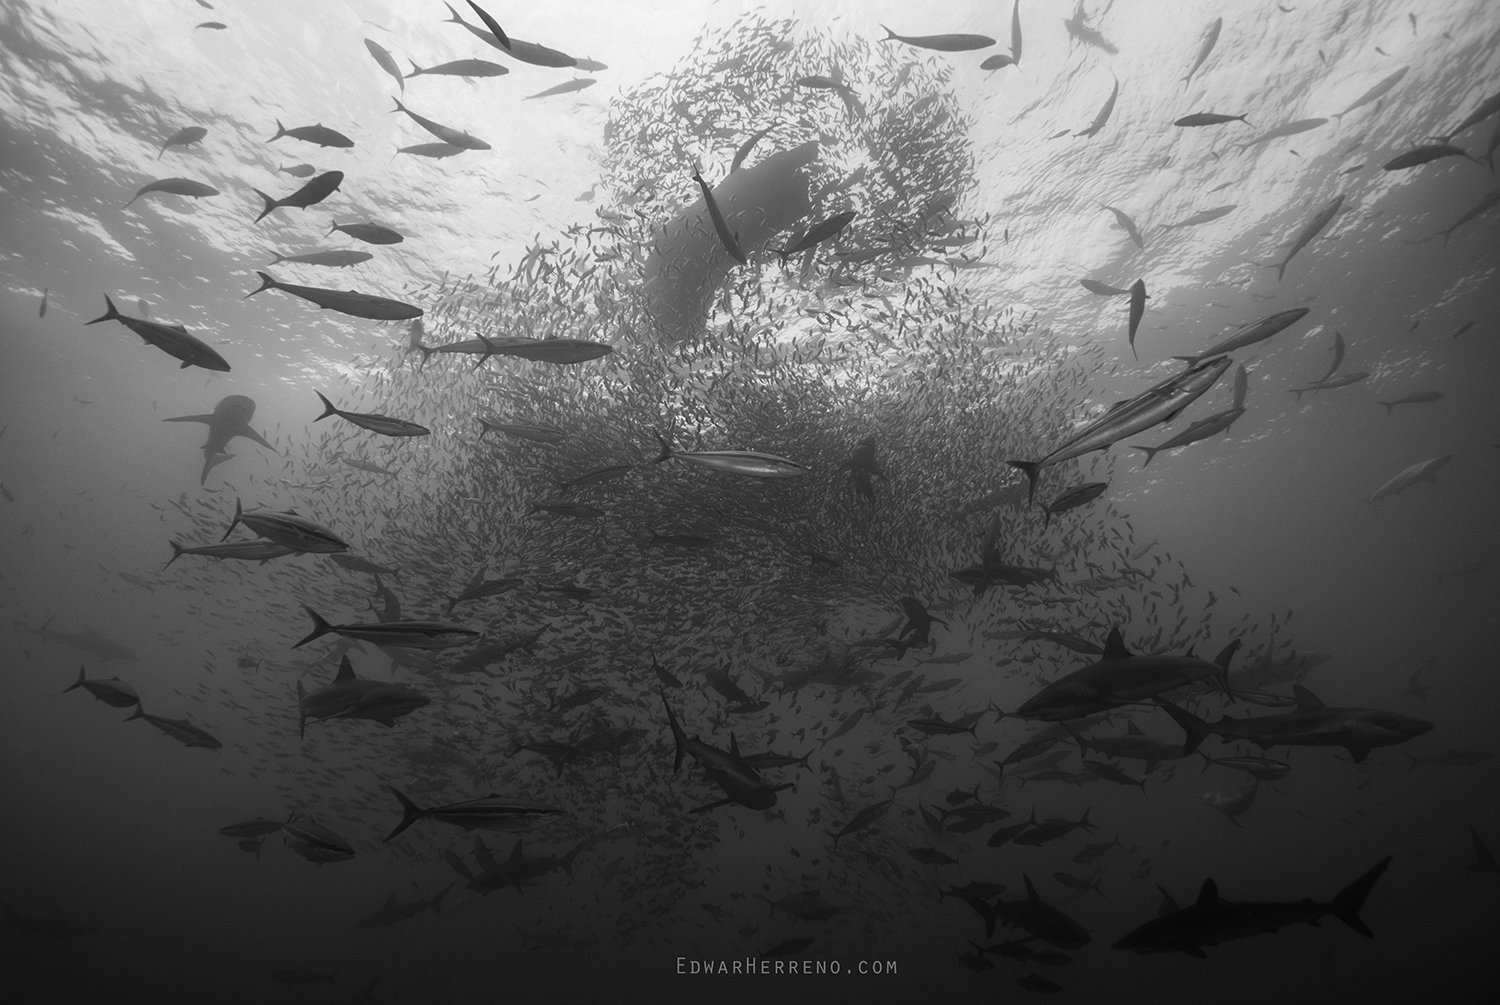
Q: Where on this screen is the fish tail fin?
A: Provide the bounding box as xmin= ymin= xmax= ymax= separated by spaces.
xmin=561 ymin=846 xmax=581 ymax=877
xmin=1005 ymin=460 xmax=1041 ymax=503
xmin=86 ymin=294 xmax=121 ymax=325
xmin=1329 ymin=857 xmax=1391 ymax=937
xmin=660 ymin=687 xmax=688 ymax=771
xmin=267 ymin=119 xmax=287 ymax=142
xmin=1379 ymin=402 xmax=1394 ymax=415
xmin=385 ymin=787 xmax=425 ymax=842
xmin=64 ymin=666 xmax=87 ymax=692
xmin=314 ymin=391 xmax=339 ymax=422
xmin=417 ymin=344 xmax=436 ymax=363
xmin=243 ymin=271 xmax=277 ymax=299
xmin=1131 ymin=445 xmax=1159 ymax=468
xmin=653 ymin=433 xmax=673 ymax=464
xmin=1199 ymin=751 xmax=1213 ymax=773
xmin=965 ymin=897 xmax=998 ymax=940
xmin=1404 ymin=753 xmax=1419 ymax=770
xmin=1213 ymin=639 xmax=1240 ymax=702
xmin=1274 ymin=259 xmax=1288 ymax=283
xmin=1157 ymin=699 xmax=1211 ymax=755
xmin=430 ymin=881 xmax=455 ymax=913
xmin=220 ymin=497 xmax=243 ymax=542
xmin=164 ymin=541 xmax=187 ymax=569
xmin=880 ymin=25 xmax=898 ymax=41
xmin=391 ymin=97 xmax=406 ymax=115
xmin=405 ymin=58 xmax=422 ymax=78
xmin=442 ymin=2 xmax=463 ymax=23
xmin=125 ymin=704 xmax=145 ymax=721
xmin=293 ymin=604 xmax=336 ymax=649
xmin=266 ymin=254 xmax=285 ymax=266
xmin=251 ymin=189 xmax=278 ymax=223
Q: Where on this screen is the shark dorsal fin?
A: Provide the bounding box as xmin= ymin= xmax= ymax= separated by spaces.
xmin=1196 ymin=878 xmax=1220 ymax=905
xmin=1023 ymin=874 xmax=1038 ymax=903
xmin=1103 ymin=628 xmax=1131 ymax=660
xmin=510 ymin=839 xmax=524 ymax=860
xmin=1293 ymin=685 xmax=1323 ymax=709
xmin=1127 ymin=720 xmax=1143 ymax=735
xmin=729 ymin=733 xmax=741 ymax=758
xmin=334 ymin=656 xmax=356 ymax=682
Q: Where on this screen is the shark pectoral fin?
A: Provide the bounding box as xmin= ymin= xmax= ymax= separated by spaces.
xmin=240 ymin=425 xmax=275 ymax=450
xmin=163 ymin=414 xmax=214 ymax=424
xmin=1180 ymin=945 xmax=1209 ymax=959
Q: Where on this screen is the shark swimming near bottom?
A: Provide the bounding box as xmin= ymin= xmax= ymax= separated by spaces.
xmin=163 ymin=395 xmax=274 ymax=484
xmin=1113 ymin=856 xmax=1391 ymax=957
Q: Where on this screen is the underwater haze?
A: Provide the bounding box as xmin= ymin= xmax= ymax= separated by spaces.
xmin=2 ymin=0 xmax=1498 ymax=1002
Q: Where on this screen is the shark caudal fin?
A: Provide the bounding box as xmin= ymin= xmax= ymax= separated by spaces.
xmin=1157 ymin=700 xmax=1211 ymax=755
xmin=86 ymin=294 xmax=123 ymax=326
xmin=243 ymin=271 xmax=279 ymax=300
xmin=293 ymin=605 xmax=337 ymax=649
xmin=251 ymin=190 xmax=279 ymax=224
xmin=652 ymin=433 xmax=674 ymax=464
xmin=1328 ymin=856 xmax=1392 ymax=937
xmin=221 ymin=497 xmax=244 ymax=542
xmin=1005 ymin=460 xmax=1041 ymax=502
xmin=965 ymin=897 xmax=998 ymax=939
xmin=384 ymin=788 xmax=427 ymax=842
xmin=1131 ymin=445 xmax=1161 ymax=468
xmin=660 ymin=687 xmax=688 ymax=771
xmin=314 ymin=392 xmax=340 ymax=422
xmin=1212 ymin=638 xmax=1241 ymax=701
xmin=64 ymin=666 xmax=88 ymax=693
xmin=429 ymin=881 xmax=455 ymax=913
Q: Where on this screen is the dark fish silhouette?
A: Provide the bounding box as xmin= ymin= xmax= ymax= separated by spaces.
xmin=123 ymin=177 xmax=219 ymax=209
xmin=163 ymin=395 xmax=273 ymax=483
xmin=266 ymin=121 xmax=354 ymax=147
xmin=244 ymin=271 xmax=423 ymax=320
xmin=86 ymin=294 xmax=229 ymax=371
xmin=251 ymin=171 xmax=343 ymax=223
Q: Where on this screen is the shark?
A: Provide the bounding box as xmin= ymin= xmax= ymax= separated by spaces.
xmin=1113 ymin=857 xmax=1391 ymax=956
xmin=1158 ymin=686 xmax=1434 ymax=762
xmin=966 ymin=875 xmax=1091 ymax=948
xmin=661 ymin=688 xmax=790 ymax=812
xmin=466 ymin=838 xmax=582 ymax=895
xmin=1369 ymin=454 xmax=1452 ymax=503
xmin=163 ymin=395 xmax=274 ymax=484
xmin=1014 ymin=629 xmax=1239 ymax=720
xmin=296 ymin=656 xmax=429 ymax=736
xmin=31 ymin=620 xmax=138 ymax=662
xmin=353 ymin=883 xmax=453 ymax=927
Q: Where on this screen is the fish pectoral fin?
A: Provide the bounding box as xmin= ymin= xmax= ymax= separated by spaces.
xmin=689 ymin=796 xmax=738 ymax=814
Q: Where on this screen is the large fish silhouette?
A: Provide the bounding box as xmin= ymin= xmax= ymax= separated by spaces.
xmin=163 ymin=395 xmax=273 ymax=484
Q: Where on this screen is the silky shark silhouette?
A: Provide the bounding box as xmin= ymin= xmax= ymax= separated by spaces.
xmin=163 ymin=395 xmax=273 ymax=484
